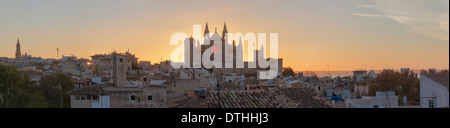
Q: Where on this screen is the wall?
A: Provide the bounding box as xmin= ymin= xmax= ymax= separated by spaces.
xmin=113 ymin=54 xmax=127 ymax=87
xmin=420 ymin=75 xmax=449 ymax=108
xmin=70 ymin=95 xmax=93 ymax=108
xmin=345 ymin=96 xmax=398 ymax=108
xmin=354 ymin=83 xmax=369 ymax=98
xmin=108 ymin=86 xmax=167 ymax=108
xmin=92 ymin=96 xmax=110 ymax=108
xmin=167 ymin=79 xmax=205 ymax=98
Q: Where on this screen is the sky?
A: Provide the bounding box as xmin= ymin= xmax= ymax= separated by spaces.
xmin=0 ymin=0 xmax=448 ymax=71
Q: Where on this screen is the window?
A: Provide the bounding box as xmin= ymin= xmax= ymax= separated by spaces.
xmin=75 ymin=95 xmax=81 ymax=100
xmin=120 ymin=59 xmax=123 ymax=62
xmin=87 ymin=95 xmax=92 ymax=100
xmin=429 ymin=99 xmax=435 ymax=108
xmin=143 ymin=78 xmax=147 ymax=81
xmin=93 ymin=95 xmax=98 ymax=100
xmin=131 ymin=95 xmax=136 ymax=101
xmin=148 ymin=95 xmax=153 ymax=100
xmin=81 ymin=95 xmax=86 ymax=100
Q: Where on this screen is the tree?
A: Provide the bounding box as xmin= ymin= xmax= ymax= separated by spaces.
xmin=420 ymin=69 xmax=428 ymax=74
xmin=368 ymin=70 xmax=420 ymax=106
xmin=282 ymin=67 xmax=295 ymax=77
xmin=39 ymin=73 xmax=74 ymax=108
xmin=0 ymin=64 xmax=48 ymax=108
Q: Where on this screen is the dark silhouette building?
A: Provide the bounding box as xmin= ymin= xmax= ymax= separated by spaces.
xmin=15 ymin=38 xmax=21 ymax=59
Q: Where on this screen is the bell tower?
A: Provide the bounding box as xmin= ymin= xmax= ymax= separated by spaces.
xmin=15 ymin=38 xmax=21 ymax=59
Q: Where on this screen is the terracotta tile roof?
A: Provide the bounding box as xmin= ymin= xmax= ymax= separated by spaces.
xmin=66 ymin=85 xmax=109 ymax=95
xmin=206 ymin=88 xmax=331 ymax=108
xmin=422 ymin=72 xmax=449 ymax=89
xmin=167 ymin=97 xmax=207 ymax=108
xmin=71 ymin=79 xmax=91 ymax=84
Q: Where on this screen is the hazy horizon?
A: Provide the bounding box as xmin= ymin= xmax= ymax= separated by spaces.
xmin=1 ymin=0 xmax=448 ymax=71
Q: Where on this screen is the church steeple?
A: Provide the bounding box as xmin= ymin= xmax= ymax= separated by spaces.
xmin=15 ymin=38 xmax=21 ymax=59
xmin=204 ymin=22 xmax=210 ymax=36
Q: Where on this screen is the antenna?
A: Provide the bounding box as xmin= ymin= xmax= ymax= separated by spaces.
xmin=327 ymin=64 xmax=330 ymax=77
xmin=57 ymin=48 xmax=59 ymax=60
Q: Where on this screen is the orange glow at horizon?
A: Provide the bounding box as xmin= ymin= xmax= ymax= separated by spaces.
xmin=0 ymin=0 xmax=448 ymax=71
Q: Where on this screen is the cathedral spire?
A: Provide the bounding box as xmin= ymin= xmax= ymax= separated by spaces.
xmin=222 ymin=22 xmax=228 ymax=38
xmin=204 ymin=22 xmax=210 ymax=36
xmin=16 ymin=37 xmax=21 ymax=59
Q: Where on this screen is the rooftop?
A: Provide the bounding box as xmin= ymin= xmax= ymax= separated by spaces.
xmin=167 ymin=96 xmax=207 ymax=108
xmin=67 ymin=85 xmax=109 ymax=95
xmin=206 ymin=87 xmax=331 ymax=108
xmin=422 ymin=72 xmax=449 ymax=89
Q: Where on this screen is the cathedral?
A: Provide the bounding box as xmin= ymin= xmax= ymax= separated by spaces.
xmin=183 ymin=22 xmax=282 ymax=78
xmin=184 ymin=22 xmax=241 ymax=70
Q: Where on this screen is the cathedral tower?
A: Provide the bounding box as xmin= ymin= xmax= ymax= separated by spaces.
xmin=15 ymin=38 xmax=21 ymax=59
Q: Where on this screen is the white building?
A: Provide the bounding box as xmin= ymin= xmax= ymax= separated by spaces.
xmin=345 ymin=91 xmax=398 ymax=108
xmin=420 ymin=73 xmax=449 ymax=108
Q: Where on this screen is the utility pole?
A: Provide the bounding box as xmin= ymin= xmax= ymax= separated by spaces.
xmin=327 ymin=64 xmax=330 ymax=77
xmin=139 ymin=91 xmax=143 ymax=108
xmin=59 ymin=84 xmax=62 ymax=108
xmin=57 ymin=48 xmax=59 ymax=60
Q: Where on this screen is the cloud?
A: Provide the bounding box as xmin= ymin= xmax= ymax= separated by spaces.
xmin=354 ymin=0 xmax=449 ymax=41
xmin=352 ymin=13 xmax=388 ymax=18
xmin=439 ymin=14 xmax=449 ymax=31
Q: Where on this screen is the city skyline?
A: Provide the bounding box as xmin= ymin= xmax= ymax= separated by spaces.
xmin=1 ymin=0 xmax=448 ymax=71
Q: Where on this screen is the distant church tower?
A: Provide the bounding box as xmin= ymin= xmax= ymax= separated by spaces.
xmin=15 ymin=38 xmax=21 ymax=59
